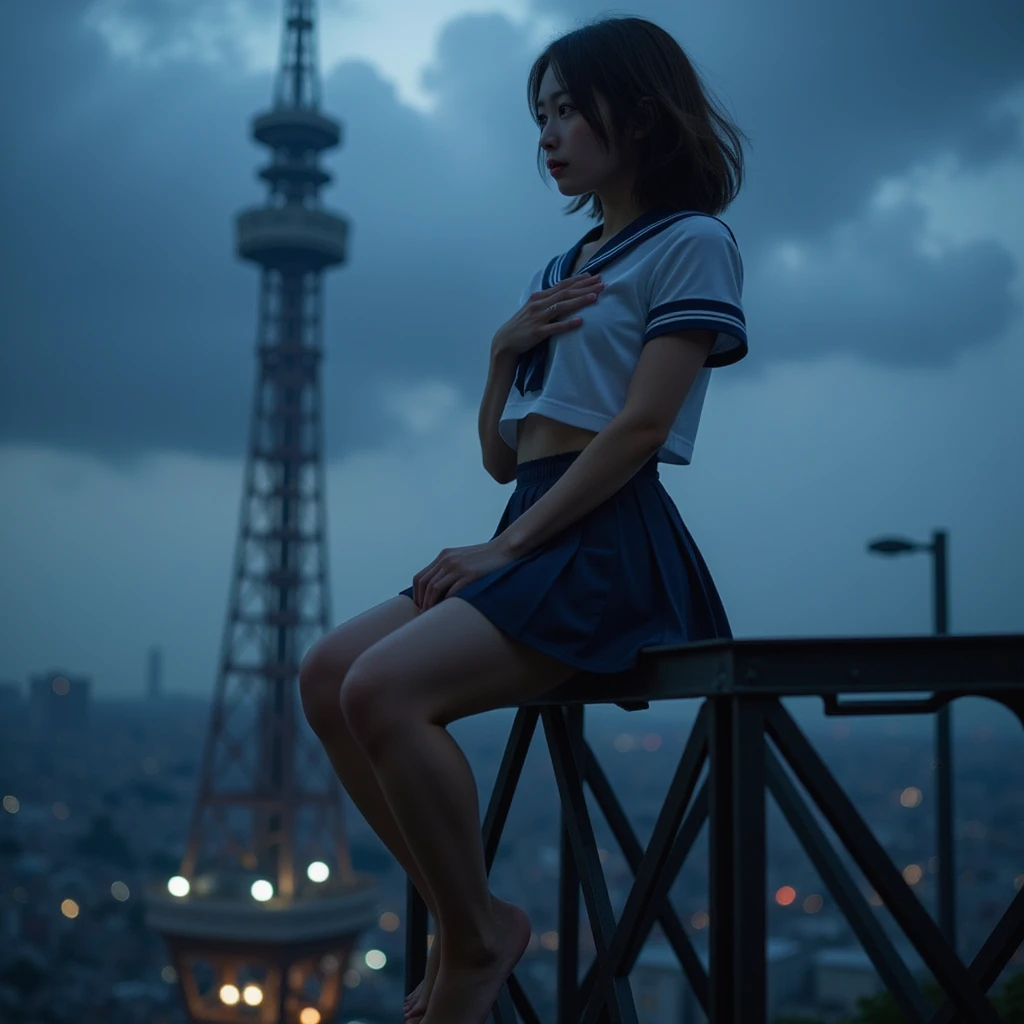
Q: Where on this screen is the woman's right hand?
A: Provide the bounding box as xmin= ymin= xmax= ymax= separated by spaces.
xmin=492 ymin=272 xmax=605 ymax=357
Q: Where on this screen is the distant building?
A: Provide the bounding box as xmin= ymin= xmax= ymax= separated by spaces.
xmin=814 ymin=947 xmax=884 ymax=1019
xmin=813 ymin=942 xmax=923 ymax=1021
xmin=0 ymin=680 xmax=22 ymax=709
xmin=29 ymin=670 xmax=91 ymax=735
xmin=147 ymin=646 xmax=162 ymax=700
xmin=632 ymin=937 xmax=807 ymax=1023
xmin=632 ymin=943 xmax=687 ymax=1022
xmin=0 ymin=681 xmax=23 ymax=740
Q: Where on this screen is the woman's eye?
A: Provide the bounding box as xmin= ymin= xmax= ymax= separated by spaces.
xmin=537 ymin=103 xmax=574 ymax=127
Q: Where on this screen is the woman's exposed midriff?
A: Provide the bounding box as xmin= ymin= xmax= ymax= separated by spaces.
xmin=516 ymin=412 xmax=598 ymax=463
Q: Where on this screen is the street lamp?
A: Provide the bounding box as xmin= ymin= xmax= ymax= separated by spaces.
xmin=866 ymin=529 xmax=954 ymax=948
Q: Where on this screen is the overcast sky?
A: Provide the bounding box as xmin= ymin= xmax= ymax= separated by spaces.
xmin=1 ymin=1 xmax=1022 ymax=727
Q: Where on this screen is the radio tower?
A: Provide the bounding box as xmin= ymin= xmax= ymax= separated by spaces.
xmin=146 ymin=3 xmax=378 ymax=1022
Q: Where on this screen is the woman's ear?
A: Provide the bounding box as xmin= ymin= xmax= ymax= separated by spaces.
xmin=632 ymin=97 xmax=657 ymax=139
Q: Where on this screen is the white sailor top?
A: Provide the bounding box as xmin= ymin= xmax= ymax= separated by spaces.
xmin=498 ymin=207 xmax=747 ymax=466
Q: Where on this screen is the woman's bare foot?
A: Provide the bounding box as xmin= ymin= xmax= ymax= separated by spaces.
xmin=420 ymin=898 xmax=531 ymax=1024
xmin=402 ymin=979 xmax=424 ymax=1021
xmin=403 ymin=932 xmax=441 ymax=1021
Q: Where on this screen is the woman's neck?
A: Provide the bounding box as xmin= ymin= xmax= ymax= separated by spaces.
xmin=593 ymin=182 xmax=651 ymax=242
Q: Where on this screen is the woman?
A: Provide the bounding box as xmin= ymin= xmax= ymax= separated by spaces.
xmin=299 ymin=15 xmax=748 ymax=1023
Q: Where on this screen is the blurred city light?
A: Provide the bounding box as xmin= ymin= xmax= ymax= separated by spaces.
xmin=167 ymin=876 xmax=191 ymax=898
xmin=900 ymin=786 xmax=923 ymax=807
xmin=250 ymin=879 xmax=274 ymax=902
xmin=306 ymin=860 xmax=330 ymax=883
xmin=364 ymin=949 xmax=386 ymax=970
xmin=219 ymin=984 xmax=240 ymax=1006
xmin=775 ymin=886 xmax=797 ymax=906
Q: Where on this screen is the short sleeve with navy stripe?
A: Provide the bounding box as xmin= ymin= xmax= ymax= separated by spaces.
xmin=643 ymin=215 xmax=747 ymax=368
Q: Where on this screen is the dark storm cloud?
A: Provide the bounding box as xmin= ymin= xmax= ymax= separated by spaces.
xmin=746 ymin=201 xmax=1021 ymax=366
xmin=1 ymin=2 xmax=278 ymax=463
xmin=0 ymin=0 xmax=1021 ymax=464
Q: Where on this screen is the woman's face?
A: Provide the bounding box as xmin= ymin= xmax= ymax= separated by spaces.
xmin=535 ymin=63 xmax=632 ymax=199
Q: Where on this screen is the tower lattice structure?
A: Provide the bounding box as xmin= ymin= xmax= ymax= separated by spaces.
xmin=146 ymin=4 xmax=378 ymax=1022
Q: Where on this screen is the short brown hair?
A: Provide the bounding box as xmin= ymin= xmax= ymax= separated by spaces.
xmin=528 ymin=16 xmax=748 ymax=220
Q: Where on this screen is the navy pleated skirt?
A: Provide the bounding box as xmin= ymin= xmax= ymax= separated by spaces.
xmin=399 ymin=450 xmax=732 ymax=697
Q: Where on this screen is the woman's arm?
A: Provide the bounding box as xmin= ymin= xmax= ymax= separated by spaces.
xmin=495 ymin=329 xmax=715 ymax=558
xmin=477 ymin=339 xmax=519 ymax=484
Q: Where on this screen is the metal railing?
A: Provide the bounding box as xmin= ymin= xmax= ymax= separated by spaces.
xmin=403 ymin=633 xmax=1024 ymax=1023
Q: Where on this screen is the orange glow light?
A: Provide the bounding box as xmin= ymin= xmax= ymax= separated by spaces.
xmin=903 ymin=864 xmax=924 ymax=885
xmin=775 ymin=886 xmax=797 ymax=907
xmin=900 ymin=786 xmax=923 ymax=808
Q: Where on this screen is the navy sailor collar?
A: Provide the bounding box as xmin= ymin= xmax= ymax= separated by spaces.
xmin=547 ymin=205 xmax=730 ymax=286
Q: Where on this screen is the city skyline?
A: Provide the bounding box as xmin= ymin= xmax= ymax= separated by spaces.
xmin=2 ymin=689 xmax=1021 ymax=1021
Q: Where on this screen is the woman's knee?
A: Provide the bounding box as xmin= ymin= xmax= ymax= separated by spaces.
xmin=338 ymin=655 xmax=407 ymax=753
xmin=298 ymin=640 xmax=351 ymax=736
xmin=336 ymin=656 xmax=374 ymax=736
xmin=300 ymin=596 xmax=420 ymax=738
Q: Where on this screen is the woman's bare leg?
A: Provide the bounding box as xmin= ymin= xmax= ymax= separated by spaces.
xmin=337 ymin=596 xmax=577 ymax=1024
xmin=298 ymin=595 xmax=441 ymax=1019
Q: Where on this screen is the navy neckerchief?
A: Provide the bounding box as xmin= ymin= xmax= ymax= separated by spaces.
xmin=513 ymin=207 xmax=733 ymax=396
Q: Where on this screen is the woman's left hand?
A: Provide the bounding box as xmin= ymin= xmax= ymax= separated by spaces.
xmin=412 ymin=537 xmax=515 ymax=611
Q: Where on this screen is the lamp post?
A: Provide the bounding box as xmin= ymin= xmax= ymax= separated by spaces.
xmin=867 ymin=529 xmax=954 ymax=948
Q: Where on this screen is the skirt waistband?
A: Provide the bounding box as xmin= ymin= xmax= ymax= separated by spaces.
xmin=515 ymin=449 xmax=660 ymax=486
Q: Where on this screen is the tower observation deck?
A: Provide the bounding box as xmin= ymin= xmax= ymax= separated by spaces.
xmin=145 ymin=4 xmax=378 ymax=1023
xmin=235 ymin=2 xmax=349 ymax=271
